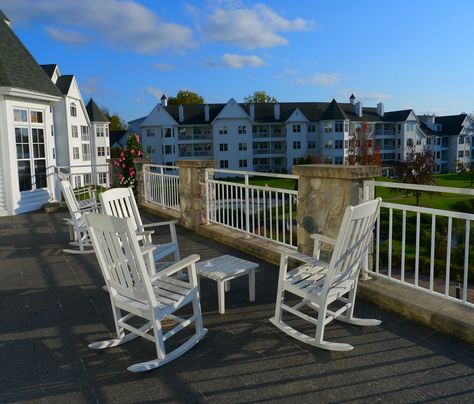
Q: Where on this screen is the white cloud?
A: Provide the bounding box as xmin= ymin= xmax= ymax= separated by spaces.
xmin=154 ymin=63 xmax=174 ymax=71
xmin=296 ymin=73 xmax=340 ymax=86
xmin=358 ymin=93 xmax=393 ymax=101
xmin=283 ymin=67 xmax=298 ymax=76
xmin=199 ymin=3 xmax=314 ymax=49
xmin=221 ymin=54 xmax=265 ymax=68
xmin=146 ymin=86 xmax=164 ymax=100
xmin=3 ymin=0 xmax=195 ymax=54
xmin=45 ymin=26 xmax=88 ymax=44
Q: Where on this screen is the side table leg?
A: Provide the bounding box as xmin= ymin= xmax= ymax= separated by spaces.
xmin=249 ymin=270 xmax=255 ymax=302
xmin=224 ymin=280 xmax=230 ymax=292
xmin=218 ymin=280 xmax=226 ymax=314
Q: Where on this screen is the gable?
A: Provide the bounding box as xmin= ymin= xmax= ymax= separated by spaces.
xmin=285 ymin=108 xmax=309 ymax=123
xmin=212 ymin=98 xmax=250 ymax=122
xmin=142 ymin=103 xmax=178 ymax=127
xmin=406 ymin=110 xmax=417 ymax=122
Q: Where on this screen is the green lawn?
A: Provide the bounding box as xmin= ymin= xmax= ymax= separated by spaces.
xmin=225 ymin=176 xmax=297 ymax=191
xmin=375 ymin=174 xmax=474 ymax=212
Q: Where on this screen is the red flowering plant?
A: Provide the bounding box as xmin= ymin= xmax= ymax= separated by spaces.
xmin=113 ymin=133 xmax=143 ymax=192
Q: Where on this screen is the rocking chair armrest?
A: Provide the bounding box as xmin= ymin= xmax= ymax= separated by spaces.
xmin=136 ymin=230 xmax=154 ymax=237
xmin=310 ymin=234 xmax=336 ymax=245
xmin=142 ymin=220 xmax=178 ymax=229
xmin=310 ymin=233 xmax=336 ymax=259
xmin=150 ymin=254 xmax=200 ymax=281
xmin=277 ymin=247 xmax=327 ymax=266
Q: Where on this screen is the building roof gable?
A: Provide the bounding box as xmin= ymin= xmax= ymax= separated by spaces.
xmin=319 ymin=99 xmax=348 ymax=120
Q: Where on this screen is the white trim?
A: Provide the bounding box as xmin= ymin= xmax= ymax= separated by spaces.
xmin=0 ymin=87 xmax=60 ymax=103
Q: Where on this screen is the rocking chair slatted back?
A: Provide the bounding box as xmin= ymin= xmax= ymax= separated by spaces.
xmin=61 ymin=179 xmax=82 ymax=222
xmin=85 ymin=213 xmax=153 ymax=305
xmin=324 ymin=198 xmax=380 ymax=294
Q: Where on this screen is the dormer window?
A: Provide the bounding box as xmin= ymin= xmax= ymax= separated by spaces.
xmin=70 ymin=103 xmax=77 ymax=117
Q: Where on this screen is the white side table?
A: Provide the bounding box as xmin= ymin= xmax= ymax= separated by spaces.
xmin=196 ymin=255 xmax=258 ymax=314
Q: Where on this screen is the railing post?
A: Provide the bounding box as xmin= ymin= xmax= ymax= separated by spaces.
xmin=361 ymin=179 xmax=376 ymax=280
xmin=205 ymin=169 xmax=210 ymax=224
xmin=292 ymin=164 xmax=381 ymax=256
xmin=176 ymin=160 xmax=216 ymax=230
xmin=159 ymin=166 xmax=165 ymax=205
xmin=245 ymin=174 xmax=250 ymax=238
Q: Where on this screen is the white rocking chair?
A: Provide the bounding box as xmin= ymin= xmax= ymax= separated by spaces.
xmin=60 ymin=179 xmax=100 ymax=254
xmin=84 ymin=213 xmax=207 ymax=372
xmin=270 ymin=198 xmax=382 ymax=352
xmin=99 ymin=187 xmax=180 ymax=274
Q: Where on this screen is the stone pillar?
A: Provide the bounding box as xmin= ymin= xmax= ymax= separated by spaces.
xmin=134 ymin=157 xmax=150 ymax=203
xmin=292 ymin=164 xmax=380 ymax=256
xmin=177 ymin=160 xmax=215 ymax=229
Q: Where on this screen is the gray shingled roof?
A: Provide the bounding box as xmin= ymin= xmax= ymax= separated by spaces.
xmin=320 ymin=99 xmax=348 ymax=121
xmin=55 ymin=75 xmax=73 ymax=95
xmin=86 ymin=98 xmax=108 ymax=122
xmin=0 ymin=14 xmax=61 ymax=97
xmin=435 ymin=114 xmax=467 ymax=136
xmin=40 ymin=64 xmax=57 ymax=79
xmin=144 ymin=100 xmax=416 ymax=126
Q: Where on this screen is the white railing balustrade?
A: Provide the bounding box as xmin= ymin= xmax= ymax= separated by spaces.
xmin=364 ymin=180 xmax=474 ymax=308
xmin=206 ymin=169 xmax=298 ymax=248
xmin=144 ymin=164 xmax=180 ymax=211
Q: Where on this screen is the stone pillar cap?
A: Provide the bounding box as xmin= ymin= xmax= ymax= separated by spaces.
xmin=292 ymin=164 xmax=380 ymax=179
xmin=177 ymin=160 xmax=216 ymax=168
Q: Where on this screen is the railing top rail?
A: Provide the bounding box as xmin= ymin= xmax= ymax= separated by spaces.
xmin=210 ymin=168 xmax=299 ymax=180
xmin=208 ymin=177 xmax=298 ymax=195
xmin=366 ymin=179 xmax=474 ymax=196
xmin=381 ymin=201 xmax=474 ymax=220
xmin=145 ymin=171 xmax=179 ymax=178
xmin=145 ymin=164 xmax=179 ymax=170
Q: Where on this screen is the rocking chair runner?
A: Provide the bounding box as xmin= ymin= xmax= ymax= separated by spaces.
xmin=60 ymin=179 xmax=100 ymax=254
xmin=270 ymin=198 xmax=382 ymax=351
xmin=99 ymin=187 xmax=180 ymax=274
xmin=84 ymin=213 xmax=207 ymax=372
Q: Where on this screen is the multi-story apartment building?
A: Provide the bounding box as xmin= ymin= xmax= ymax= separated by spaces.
xmin=419 ymin=114 xmax=472 ymax=173
xmin=137 ymin=94 xmax=448 ymax=174
xmin=86 ymin=99 xmax=110 ymax=186
xmin=0 ymin=11 xmax=61 ymax=215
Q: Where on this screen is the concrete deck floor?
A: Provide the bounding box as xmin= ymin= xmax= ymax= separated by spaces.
xmin=0 ymin=210 xmax=473 ymax=403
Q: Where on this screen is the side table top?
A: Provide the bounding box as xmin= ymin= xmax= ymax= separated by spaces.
xmin=196 ymin=255 xmax=259 ymax=281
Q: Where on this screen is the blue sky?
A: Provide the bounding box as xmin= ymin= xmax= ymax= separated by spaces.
xmin=1 ymin=0 xmax=473 ymax=121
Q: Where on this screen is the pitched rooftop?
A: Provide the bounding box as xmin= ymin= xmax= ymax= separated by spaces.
xmin=86 ymin=98 xmax=108 ymax=123
xmin=0 ymin=11 xmax=61 ymax=97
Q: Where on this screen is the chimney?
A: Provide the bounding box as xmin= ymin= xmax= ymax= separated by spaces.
xmin=178 ymin=104 xmax=184 ymax=122
xmin=249 ymin=104 xmax=255 ymax=121
xmin=204 ymin=104 xmax=209 ymax=122
xmin=355 ymin=101 xmax=363 ymax=117
xmin=377 ymin=102 xmax=384 ymax=117
xmin=349 ymin=93 xmax=356 ymax=105
xmin=160 ymin=94 xmax=168 ymax=107
xmin=426 ymin=114 xmax=436 ymax=130
xmin=274 ymin=103 xmax=280 ymax=120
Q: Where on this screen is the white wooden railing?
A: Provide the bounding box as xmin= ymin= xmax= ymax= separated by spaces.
xmin=206 ymin=169 xmax=299 ymax=247
xmin=143 ymin=164 xmax=180 ymax=211
xmin=364 ymin=180 xmax=474 ymax=308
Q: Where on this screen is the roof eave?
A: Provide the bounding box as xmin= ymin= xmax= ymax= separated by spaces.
xmin=0 ymin=86 xmax=61 ymax=102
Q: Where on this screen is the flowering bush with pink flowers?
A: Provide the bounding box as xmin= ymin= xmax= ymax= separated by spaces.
xmin=113 ymin=133 xmax=143 ymax=192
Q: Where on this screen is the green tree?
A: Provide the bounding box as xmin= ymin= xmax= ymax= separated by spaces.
xmin=243 ymin=91 xmax=278 ymax=104
xmin=168 ymin=90 xmax=205 ymax=105
xmin=101 ymin=106 xmax=127 ymax=131
xmin=396 ymin=146 xmax=436 ymax=205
